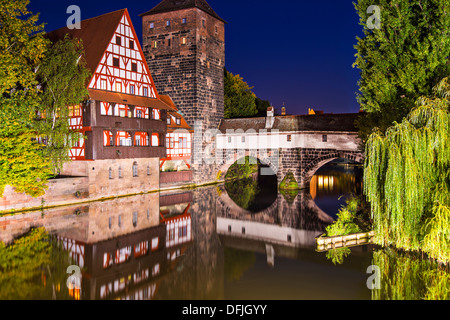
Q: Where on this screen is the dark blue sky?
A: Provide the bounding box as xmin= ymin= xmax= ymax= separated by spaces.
xmin=29 ymin=0 xmax=364 ymax=115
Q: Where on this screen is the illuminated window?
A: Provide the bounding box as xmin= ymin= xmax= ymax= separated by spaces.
xmin=181 ymin=37 xmax=186 ymax=45
xmin=134 ymin=132 xmax=149 ymax=146
xmin=153 ymin=41 xmax=157 ymax=48
xmin=116 ymin=131 xmax=132 ymax=146
xmin=182 ymin=18 xmax=187 ymax=24
xmin=152 ymin=109 xmax=160 ymax=120
xmin=151 ymin=133 xmax=159 ymax=147
xmin=149 ymin=22 xmax=154 ymax=29
xmin=103 ymin=131 xmax=114 ymax=146
xmin=166 ymin=20 xmax=170 ymax=27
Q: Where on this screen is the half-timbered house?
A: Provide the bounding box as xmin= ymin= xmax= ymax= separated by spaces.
xmin=46 ymin=9 xmax=175 ymax=197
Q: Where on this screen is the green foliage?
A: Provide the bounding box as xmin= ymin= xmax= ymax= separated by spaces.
xmin=353 ymin=0 xmax=450 ymax=141
xmin=0 ymin=228 xmax=75 ymax=300
xmin=0 ymin=123 xmax=52 ymax=197
xmin=224 ymin=69 xmax=258 ymax=119
xmin=224 ymin=248 xmax=256 ymax=282
xmin=225 ymin=178 xmax=259 ymax=210
xmin=326 ymin=247 xmax=352 ymax=265
xmin=364 ymin=78 xmax=450 ymax=263
xmin=279 ymin=172 xmax=299 ymax=190
xmin=372 ymin=248 xmax=450 ymax=300
xmin=225 ymin=156 xmax=259 ymax=181
xmin=0 ymin=1 xmax=91 ymax=196
xmin=255 ymin=97 xmax=271 ymax=117
xmin=0 ymin=0 xmax=53 ymax=197
xmin=36 ymin=35 xmax=91 ymax=173
xmin=325 ymin=197 xmax=362 ymax=237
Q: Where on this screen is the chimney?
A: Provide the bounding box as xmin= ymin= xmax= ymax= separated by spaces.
xmin=265 ymin=106 xmax=275 ymax=129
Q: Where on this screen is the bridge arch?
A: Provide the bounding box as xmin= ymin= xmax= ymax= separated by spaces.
xmin=217 ymin=150 xmax=279 ymax=180
xmin=301 ymin=151 xmax=364 ymax=188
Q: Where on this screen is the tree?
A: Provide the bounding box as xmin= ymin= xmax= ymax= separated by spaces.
xmin=353 ymin=0 xmax=450 ymax=141
xmin=36 ymin=35 xmax=91 ymax=173
xmin=255 ymin=97 xmax=271 ymax=117
xmin=0 ymin=0 xmax=53 ymax=197
xmin=224 ymin=69 xmax=258 ymax=119
xmin=364 ymin=78 xmax=450 ymax=264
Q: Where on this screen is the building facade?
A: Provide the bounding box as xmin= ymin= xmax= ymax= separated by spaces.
xmin=47 ymin=9 xmax=174 ymax=199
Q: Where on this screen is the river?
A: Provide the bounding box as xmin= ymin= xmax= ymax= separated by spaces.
xmin=0 ymin=161 xmax=448 ymax=300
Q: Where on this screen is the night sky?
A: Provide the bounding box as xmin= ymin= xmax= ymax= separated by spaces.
xmin=29 ymin=0 xmax=365 ymax=116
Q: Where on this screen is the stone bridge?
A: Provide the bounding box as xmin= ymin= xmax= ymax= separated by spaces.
xmin=216 ymin=185 xmax=335 ymax=258
xmin=215 ymin=112 xmax=364 ymax=188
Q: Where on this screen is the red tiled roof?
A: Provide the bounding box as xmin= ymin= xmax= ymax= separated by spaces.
xmin=46 ymin=9 xmax=126 ymax=76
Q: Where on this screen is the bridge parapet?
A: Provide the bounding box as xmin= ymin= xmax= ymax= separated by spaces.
xmin=215 ymin=113 xmax=364 ymax=188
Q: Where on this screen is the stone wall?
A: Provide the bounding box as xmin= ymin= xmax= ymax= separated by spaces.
xmin=0 ymin=157 xmax=161 ymax=213
xmin=142 ymin=8 xmax=225 ymax=184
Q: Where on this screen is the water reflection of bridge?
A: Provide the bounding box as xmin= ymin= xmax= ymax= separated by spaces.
xmin=216 ymin=187 xmax=334 ymax=266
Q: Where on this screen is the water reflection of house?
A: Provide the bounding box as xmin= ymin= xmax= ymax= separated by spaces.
xmin=54 ymin=192 xmax=193 ymax=300
xmin=160 ymin=192 xmax=194 ymax=264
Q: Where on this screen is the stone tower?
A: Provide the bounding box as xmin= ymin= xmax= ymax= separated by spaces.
xmin=141 ymin=0 xmax=226 ymax=184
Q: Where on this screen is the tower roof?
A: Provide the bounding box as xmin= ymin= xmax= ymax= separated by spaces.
xmin=140 ymin=0 xmax=226 ymax=23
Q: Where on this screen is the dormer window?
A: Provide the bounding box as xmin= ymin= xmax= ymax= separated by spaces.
xmin=176 ymin=118 xmax=181 ymax=125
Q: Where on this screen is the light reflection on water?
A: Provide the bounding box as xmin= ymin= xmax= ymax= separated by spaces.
xmin=0 ymin=161 xmax=448 ymax=300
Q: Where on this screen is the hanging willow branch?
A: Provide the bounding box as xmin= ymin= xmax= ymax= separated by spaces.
xmin=364 ymin=77 xmax=450 ymax=263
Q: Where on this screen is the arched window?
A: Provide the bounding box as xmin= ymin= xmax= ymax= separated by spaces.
xmin=132 ymin=161 xmax=138 ymax=177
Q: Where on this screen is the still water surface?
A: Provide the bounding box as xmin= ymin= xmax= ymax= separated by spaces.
xmin=0 ymin=162 xmax=448 ymax=300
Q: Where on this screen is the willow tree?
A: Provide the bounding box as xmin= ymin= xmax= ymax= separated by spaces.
xmin=364 ymin=78 xmax=450 ymax=264
xmin=35 ymin=35 xmax=90 ymax=174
